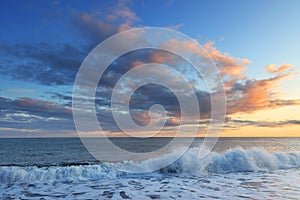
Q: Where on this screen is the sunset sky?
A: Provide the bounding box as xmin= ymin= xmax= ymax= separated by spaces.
xmin=0 ymin=0 xmax=299 ymax=137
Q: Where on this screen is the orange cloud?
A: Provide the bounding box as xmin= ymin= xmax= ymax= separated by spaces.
xmin=226 ymin=73 xmax=299 ymax=114
xmin=155 ymin=39 xmax=249 ymax=78
xmin=149 ymin=50 xmax=178 ymax=65
xmin=130 ymin=61 xmax=144 ymax=68
xmin=265 ymin=64 xmax=294 ymax=74
xmin=166 ymin=117 xmax=180 ymax=126
xmin=113 ymin=0 xmax=140 ymax=32
xmin=203 ymin=41 xmax=250 ymax=78
xmin=131 ymin=111 xmax=150 ymax=126
xmin=137 ymin=39 xmax=298 ymax=118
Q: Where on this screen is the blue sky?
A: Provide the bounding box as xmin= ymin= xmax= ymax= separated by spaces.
xmin=0 ymin=0 xmax=300 ymax=137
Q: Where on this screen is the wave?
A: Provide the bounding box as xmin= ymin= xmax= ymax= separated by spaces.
xmin=161 ymin=147 xmax=300 ymax=174
xmin=1 ymin=147 xmax=300 ymax=183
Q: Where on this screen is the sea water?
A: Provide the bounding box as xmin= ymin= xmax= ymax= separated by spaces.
xmin=0 ymin=138 xmax=300 ymax=199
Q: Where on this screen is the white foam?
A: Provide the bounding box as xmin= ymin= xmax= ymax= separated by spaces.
xmin=0 ymin=147 xmax=299 ymax=184
xmin=163 ymin=147 xmax=300 ymax=174
xmin=1 ymin=168 xmax=300 ymax=199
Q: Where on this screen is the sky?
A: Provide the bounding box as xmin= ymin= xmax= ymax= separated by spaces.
xmin=0 ymin=0 xmax=300 ymax=137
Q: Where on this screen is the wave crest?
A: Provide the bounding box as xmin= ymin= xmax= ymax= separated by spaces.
xmin=1 ymin=147 xmax=300 ymax=183
xmin=162 ymin=147 xmax=300 ymax=174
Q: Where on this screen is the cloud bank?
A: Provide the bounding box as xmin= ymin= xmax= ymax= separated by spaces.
xmin=0 ymin=0 xmax=299 ymax=137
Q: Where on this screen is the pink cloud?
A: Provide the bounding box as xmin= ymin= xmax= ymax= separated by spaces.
xmin=203 ymin=41 xmax=249 ymax=78
xmin=226 ymin=73 xmax=299 ymax=114
xmin=265 ymin=64 xmax=294 ymax=74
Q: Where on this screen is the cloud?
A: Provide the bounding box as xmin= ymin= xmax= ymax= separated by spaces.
xmin=265 ymin=64 xmax=294 ymax=74
xmin=227 ymin=119 xmax=300 ymax=128
xmin=2 ymin=43 xmax=297 ymax=134
xmin=70 ymin=11 xmax=119 ymax=44
xmin=0 ymin=97 xmax=72 ymax=119
xmin=0 ymin=0 xmax=299 ymax=136
xmin=135 ymin=40 xmax=299 ymax=118
xmin=203 ymin=41 xmax=250 ymax=78
xmin=0 ymin=0 xmax=140 ymax=86
xmin=1 ymin=40 xmax=298 ymax=135
xmin=0 ymin=96 xmax=76 ymax=134
xmin=0 ymin=43 xmax=84 ymax=85
xmin=70 ymin=0 xmax=139 ymax=43
xmin=226 ymin=72 xmax=299 ymax=114
xmin=154 ymin=39 xmax=249 ymax=79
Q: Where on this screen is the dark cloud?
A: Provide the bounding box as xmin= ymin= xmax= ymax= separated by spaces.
xmin=0 ymin=0 xmax=140 ymax=87
xmin=128 ymin=84 xmax=212 ymax=118
xmin=48 ymin=92 xmax=72 ymax=101
xmin=69 ymin=0 xmax=139 ymax=44
xmin=227 ymin=119 xmax=300 ymax=128
xmin=0 ymin=96 xmax=75 ymax=132
xmin=0 ymin=43 xmax=85 ymax=86
xmin=0 ymin=97 xmax=72 ymax=119
xmin=70 ymin=11 xmax=119 ymax=45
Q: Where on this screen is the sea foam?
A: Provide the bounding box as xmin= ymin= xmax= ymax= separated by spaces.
xmin=1 ymin=147 xmax=299 ymax=183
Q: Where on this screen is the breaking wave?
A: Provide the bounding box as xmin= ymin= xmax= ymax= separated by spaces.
xmin=1 ymin=147 xmax=300 ymax=183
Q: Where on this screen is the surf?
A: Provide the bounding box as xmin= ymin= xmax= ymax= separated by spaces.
xmin=1 ymin=147 xmax=300 ymax=183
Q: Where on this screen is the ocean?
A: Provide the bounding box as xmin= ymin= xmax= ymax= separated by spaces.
xmin=0 ymin=137 xmax=300 ymax=199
